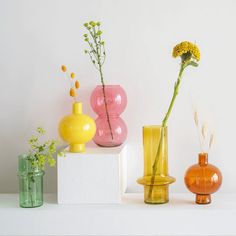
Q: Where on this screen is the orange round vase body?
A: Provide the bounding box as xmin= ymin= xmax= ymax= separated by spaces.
xmin=184 ymin=153 xmax=222 ymax=204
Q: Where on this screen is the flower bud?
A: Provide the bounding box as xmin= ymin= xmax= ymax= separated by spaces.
xmin=97 ymin=30 xmax=102 ymax=36
xmin=89 ymin=21 xmax=96 ymax=27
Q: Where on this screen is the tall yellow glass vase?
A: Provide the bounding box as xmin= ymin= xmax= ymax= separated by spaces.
xmin=137 ymin=126 xmax=175 ymax=204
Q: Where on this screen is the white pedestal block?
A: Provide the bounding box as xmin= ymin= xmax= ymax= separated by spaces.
xmin=57 ymin=144 xmax=127 ymax=204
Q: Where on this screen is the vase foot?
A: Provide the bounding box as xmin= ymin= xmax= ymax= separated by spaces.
xmin=94 ymin=141 xmax=122 ymax=148
xmin=196 ymin=194 xmax=211 ymax=204
xmin=144 ymin=185 xmax=169 ymax=204
xmin=69 ymin=143 xmax=85 ymax=153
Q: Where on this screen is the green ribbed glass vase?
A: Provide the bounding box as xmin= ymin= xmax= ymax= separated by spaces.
xmin=18 ymin=154 xmax=44 ymax=208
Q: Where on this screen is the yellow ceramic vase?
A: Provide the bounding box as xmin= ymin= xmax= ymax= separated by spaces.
xmin=59 ymin=102 xmax=96 ymax=153
xmin=137 ymin=126 xmax=175 ymax=204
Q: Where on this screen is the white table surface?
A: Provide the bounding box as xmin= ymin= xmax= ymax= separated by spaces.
xmin=0 ymin=193 xmax=235 ymax=236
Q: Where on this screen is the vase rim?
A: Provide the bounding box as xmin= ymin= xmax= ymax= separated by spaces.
xmin=18 ymin=154 xmax=30 ymax=159
xmin=95 ymin=84 xmax=121 ymax=87
xmin=198 ymin=152 xmax=208 ymax=166
xmin=198 ymin=152 xmax=208 ymax=157
xmin=143 ymin=125 xmax=168 ymax=128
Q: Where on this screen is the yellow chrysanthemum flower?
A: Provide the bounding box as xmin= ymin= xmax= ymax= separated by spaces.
xmin=172 ymin=41 xmax=200 ymax=61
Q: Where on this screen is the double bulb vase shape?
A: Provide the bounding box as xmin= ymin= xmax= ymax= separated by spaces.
xmin=90 ymin=85 xmax=127 ymax=147
xmin=18 ymin=155 xmax=44 ymax=208
xmin=137 ymin=126 xmax=175 ymax=204
xmin=184 ymin=153 xmax=222 ymax=204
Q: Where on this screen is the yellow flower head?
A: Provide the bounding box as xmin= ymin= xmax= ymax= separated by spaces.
xmin=172 ymin=41 xmax=200 ymax=62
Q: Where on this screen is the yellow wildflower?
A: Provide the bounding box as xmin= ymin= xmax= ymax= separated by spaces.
xmin=172 ymin=41 xmax=200 ymax=61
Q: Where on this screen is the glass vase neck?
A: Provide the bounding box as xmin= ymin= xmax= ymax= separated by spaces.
xmin=96 ymin=85 xmax=121 ymax=88
xmin=198 ymin=153 xmax=208 ymax=166
xmin=73 ymin=102 xmax=82 ymax=114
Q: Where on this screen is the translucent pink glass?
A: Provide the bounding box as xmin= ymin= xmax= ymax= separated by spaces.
xmin=90 ymin=85 xmax=127 ymax=147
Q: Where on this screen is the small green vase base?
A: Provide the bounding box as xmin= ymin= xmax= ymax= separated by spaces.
xmin=196 ymin=194 xmax=211 ymax=204
xmin=20 ymin=200 xmax=43 ymax=208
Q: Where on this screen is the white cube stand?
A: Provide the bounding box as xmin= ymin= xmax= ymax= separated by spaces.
xmin=57 ymin=144 xmax=127 ymax=204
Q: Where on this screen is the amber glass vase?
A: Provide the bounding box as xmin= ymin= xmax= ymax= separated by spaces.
xmin=184 ymin=153 xmax=222 ymax=204
xmin=137 ymin=126 xmax=175 ymax=204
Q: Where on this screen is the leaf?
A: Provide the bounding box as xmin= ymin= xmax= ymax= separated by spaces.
xmin=189 ymin=61 xmax=198 ymax=67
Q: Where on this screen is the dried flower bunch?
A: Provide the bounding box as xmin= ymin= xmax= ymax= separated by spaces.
xmin=83 ymin=21 xmax=113 ymax=140
xmin=194 ymin=110 xmax=215 ymax=153
xmin=61 ymin=65 xmax=80 ymax=102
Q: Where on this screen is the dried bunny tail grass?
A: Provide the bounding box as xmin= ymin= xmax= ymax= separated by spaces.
xmin=201 ymin=124 xmax=207 ymax=140
xmin=194 ymin=110 xmax=199 ymax=127
xmin=193 ymin=110 xmax=204 ymax=153
xmin=61 ymin=65 xmax=67 ymax=72
xmin=209 ymin=133 xmax=215 ymax=149
xmin=71 ymin=73 xmax=75 ymax=79
xmin=70 ymin=88 xmax=76 ymax=97
xmin=75 ymin=80 xmax=80 ymax=89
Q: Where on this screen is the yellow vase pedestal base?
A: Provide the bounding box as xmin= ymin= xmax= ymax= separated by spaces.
xmin=69 ymin=143 xmax=85 ymax=153
xmin=137 ymin=175 xmax=176 ymax=204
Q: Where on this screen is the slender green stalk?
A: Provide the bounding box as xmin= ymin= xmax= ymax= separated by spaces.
xmin=83 ymin=22 xmax=114 ymax=140
xmin=162 ymin=64 xmax=185 ymax=127
xmin=147 ymin=63 xmax=185 ymax=199
xmin=98 ymin=62 xmax=114 ymax=140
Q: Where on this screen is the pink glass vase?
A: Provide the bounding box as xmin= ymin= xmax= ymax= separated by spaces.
xmin=90 ymin=85 xmax=127 ymax=147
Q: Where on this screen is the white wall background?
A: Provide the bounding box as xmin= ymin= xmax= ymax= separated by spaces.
xmin=0 ymin=0 xmax=235 ymax=194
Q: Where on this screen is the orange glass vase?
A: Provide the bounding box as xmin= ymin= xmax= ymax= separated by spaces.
xmin=184 ymin=153 xmax=222 ymax=204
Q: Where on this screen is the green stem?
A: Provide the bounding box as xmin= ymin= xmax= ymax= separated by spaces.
xmin=147 ymin=63 xmax=185 ymax=200
xmin=93 ymin=30 xmax=114 ymax=140
xmin=98 ymin=64 xmax=114 ymax=140
xmin=162 ymin=63 xmax=185 ymax=127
